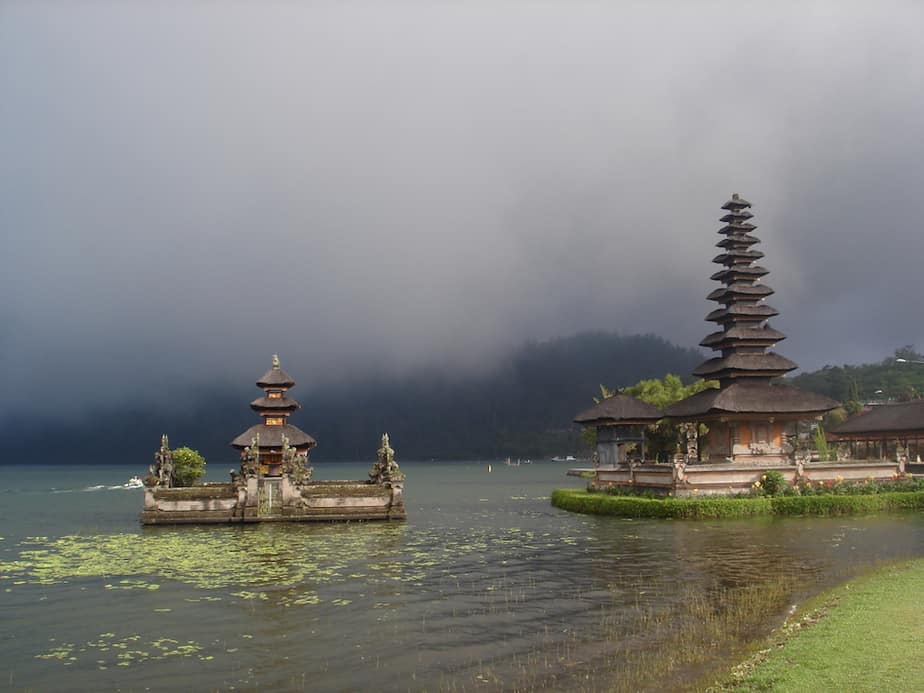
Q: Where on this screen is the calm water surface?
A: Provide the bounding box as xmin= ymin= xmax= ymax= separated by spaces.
xmin=3 ymin=462 xmax=924 ymax=692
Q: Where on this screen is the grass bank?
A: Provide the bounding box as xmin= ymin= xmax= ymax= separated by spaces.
xmin=707 ymin=558 xmax=924 ymax=692
xmin=551 ymin=488 xmax=924 ymax=519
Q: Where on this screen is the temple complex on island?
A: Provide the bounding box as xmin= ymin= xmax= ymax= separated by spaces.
xmin=141 ymin=356 xmax=406 ymax=524
xmin=581 ymin=194 xmax=903 ymax=495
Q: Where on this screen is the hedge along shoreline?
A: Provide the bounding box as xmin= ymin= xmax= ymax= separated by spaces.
xmin=550 ymin=488 xmax=924 ymax=520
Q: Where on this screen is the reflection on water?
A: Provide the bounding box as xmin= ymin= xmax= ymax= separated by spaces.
xmin=2 ymin=462 xmax=924 ymax=691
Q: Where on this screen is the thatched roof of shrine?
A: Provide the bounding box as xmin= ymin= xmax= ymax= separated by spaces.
xmin=573 ymin=394 xmax=662 ymax=426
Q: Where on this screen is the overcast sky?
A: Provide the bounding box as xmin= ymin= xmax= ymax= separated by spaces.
xmin=2 ymin=1 xmax=923 ymax=419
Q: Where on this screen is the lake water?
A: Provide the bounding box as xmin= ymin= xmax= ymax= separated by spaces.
xmin=3 ymin=461 xmax=924 ymax=692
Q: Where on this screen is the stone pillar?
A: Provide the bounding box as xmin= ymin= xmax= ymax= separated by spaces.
xmin=389 ymin=481 xmax=405 ymax=519
xmin=143 ymin=487 xmax=157 ymax=511
xmin=243 ymin=476 xmax=259 ymax=519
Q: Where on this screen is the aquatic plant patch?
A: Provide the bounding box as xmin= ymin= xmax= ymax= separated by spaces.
xmin=551 ymin=488 xmax=924 ymax=519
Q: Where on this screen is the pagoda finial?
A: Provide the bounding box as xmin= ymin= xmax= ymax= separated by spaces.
xmin=272 ymin=354 xmax=280 ymax=369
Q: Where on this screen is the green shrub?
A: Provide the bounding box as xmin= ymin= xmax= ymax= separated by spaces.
xmin=172 ymin=446 xmax=206 ymax=486
xmin=760 ymin=470 xmax=787 ymax=496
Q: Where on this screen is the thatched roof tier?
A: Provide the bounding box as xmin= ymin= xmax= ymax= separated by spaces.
xmin=721 ymin=194 xmax=752 ymax=209
xmin=573 ymin=394 xmax=662 ymax=426
xmin=665 ymin=382 xmax=837 ymax=418
xmin=692 ymin=352 xmax=798 ymax=378
xmin=231 ymin=423 xmax=317 ymax=449
xmin=707 ymin=283 xmax=774 ymax=302
xmin=710 ymin=265 xmax=769 ymax=282
xmin=719 ymin=210 xmax=754 ymax=223
xmin=250 ymin=396 xmax=300 ymax=412
xmin=718 ymin=222 xmax=757 ymax=234
xmin=706 ymin=303 xmax=779 ymax=323
xmin=829 ymin=401 xmax=924 ymax=437
xmin=713 ymin=250 xmax=765 ymax=265
xmin=717 ymin=235 xmax=761 ymax=248
xmin=700 ymin=325 xmax=786 ymax=348
xmin=256 ymin=366 xmax=296 ymax=388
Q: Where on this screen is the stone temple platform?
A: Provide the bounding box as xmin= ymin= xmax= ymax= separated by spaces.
xmin=142 ymin=477 xmax=406 ymax=524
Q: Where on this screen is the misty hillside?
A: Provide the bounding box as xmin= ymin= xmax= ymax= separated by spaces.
xmin=4 ymin=332 xmax=703 ymax=465
xmin=790 ymin=347 xmax=924 ymax=405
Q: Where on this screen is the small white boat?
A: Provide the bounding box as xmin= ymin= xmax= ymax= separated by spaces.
xmin=125 ymin=476 xmax=144 ymax=489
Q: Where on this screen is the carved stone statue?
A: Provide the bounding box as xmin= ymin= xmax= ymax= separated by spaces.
xmin=683 ymin=422 xmax=698 ymax=463
xmin=241 ymin=433 xmax=261 ymax=477
xmin=148 ymin=434 xmax=174 ymax=487
xmin=369 ymin=433 xmax=405 ymax=486
xmin=282 ymin=433 xmax=313 ymax=484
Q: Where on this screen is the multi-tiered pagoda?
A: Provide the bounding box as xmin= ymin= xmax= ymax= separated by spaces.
xmin=231 ymin=355 xmax=317 ymax=476
xmin=666 ymin=194 xmax=837 ymax=463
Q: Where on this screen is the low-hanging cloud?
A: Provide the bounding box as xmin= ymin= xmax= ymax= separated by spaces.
xmin=2 ymin=1 xmax=923 ymax=420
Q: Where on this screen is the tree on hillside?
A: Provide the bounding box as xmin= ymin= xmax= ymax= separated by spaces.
xmin=792 ymin=347 xmax=924 ymax=406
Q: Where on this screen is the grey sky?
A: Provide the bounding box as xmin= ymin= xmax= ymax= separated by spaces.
xmin=2 ymin=1 xmax=923 ymax=418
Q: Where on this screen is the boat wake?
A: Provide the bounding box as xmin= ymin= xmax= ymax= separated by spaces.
xmin=80 ymin=478 xmax=145 ymax=492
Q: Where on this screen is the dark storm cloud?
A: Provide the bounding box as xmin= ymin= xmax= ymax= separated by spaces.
xmin=2 ymin=1 xmax=923 ymax=418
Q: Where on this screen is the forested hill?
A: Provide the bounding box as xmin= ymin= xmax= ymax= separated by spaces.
xmin=790 ymin=347 xmax=924 ymax=406
xmin=6 ymin=332 xmax=704 ymax=465
xmin=311 ymin=332 xmax=704 ymax=460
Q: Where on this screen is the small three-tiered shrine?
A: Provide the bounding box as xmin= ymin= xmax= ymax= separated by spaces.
xmin=230 ymin=355 xmax=316 ymax=477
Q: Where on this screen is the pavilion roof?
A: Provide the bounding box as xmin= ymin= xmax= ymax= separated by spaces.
xmin=573 ymin=394 xmax=662 ymax=426
xmin=829 ymin=401 xmax=924 ymax=436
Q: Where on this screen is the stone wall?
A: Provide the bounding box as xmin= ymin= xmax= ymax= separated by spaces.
xmin=594 ymin=460 xmax=904 ymax=497
xmin=141 ymin=479 xmax=405 ymax=524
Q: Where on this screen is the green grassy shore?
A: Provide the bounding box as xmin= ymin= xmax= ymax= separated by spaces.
xmin=706 ymin=558 xmax=924 ymax=692
xmin=551 ymin=488 xmax=924 ymax=519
